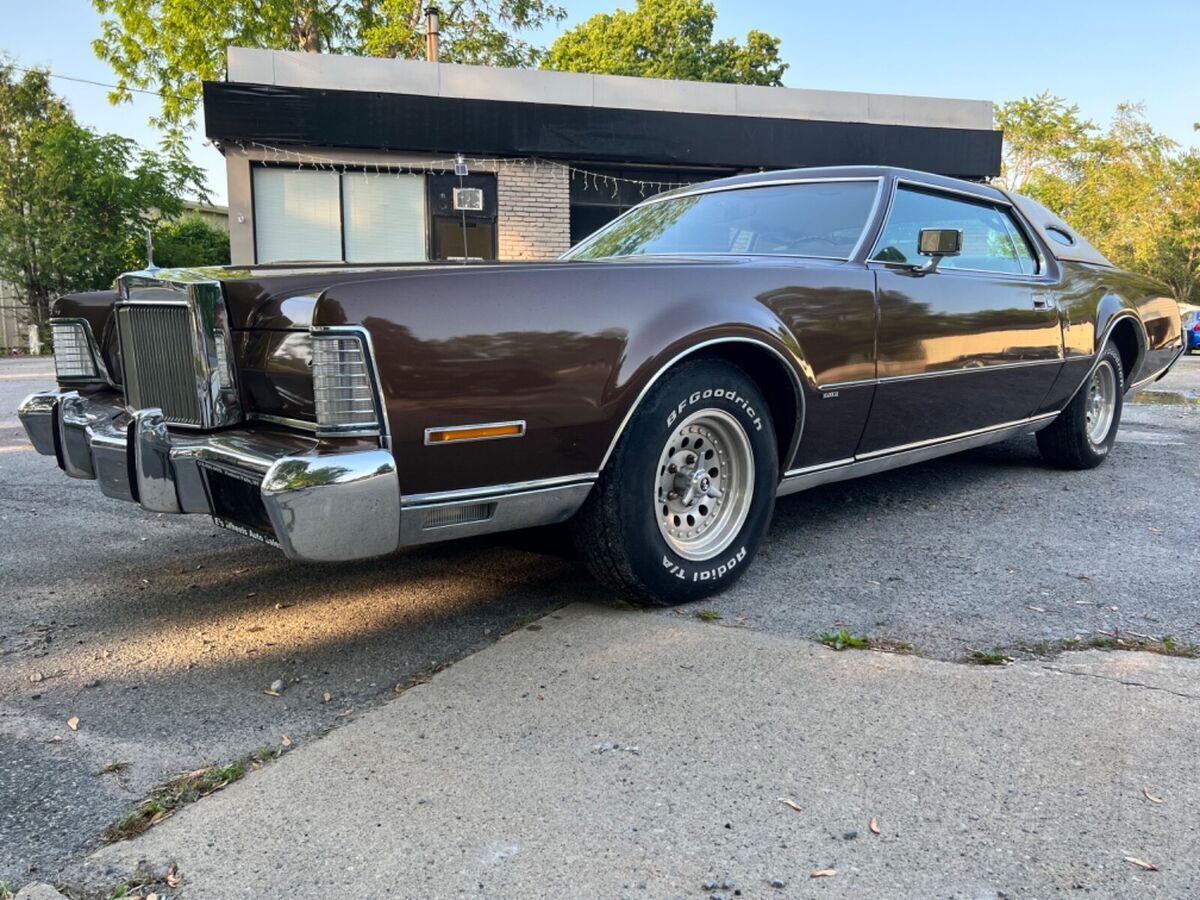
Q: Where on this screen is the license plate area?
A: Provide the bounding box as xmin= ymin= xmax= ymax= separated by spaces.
xmin=199 ymin=462 xmax=279 ymax=547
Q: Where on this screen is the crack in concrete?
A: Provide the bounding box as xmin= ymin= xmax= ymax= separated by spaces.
xmin=1041 ymin=664 xmax=1200 ymax=701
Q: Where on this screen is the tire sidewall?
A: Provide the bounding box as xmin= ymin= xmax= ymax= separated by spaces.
xmin=613 ymin=361 xmax=777 ymax=603
xmin=1077 ymin=346 xmax=1125 ymax=462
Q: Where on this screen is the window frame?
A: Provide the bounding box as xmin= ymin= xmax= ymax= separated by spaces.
xmin=868 ymin=178 xmax=1048 ymax=280
xmin=563 ymin=176 xmax=886 ymax=263
xmin=250 ymin=162 xmax=432 ymax=265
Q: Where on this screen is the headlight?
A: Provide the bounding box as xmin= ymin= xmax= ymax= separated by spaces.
xmin=311 ymin=331 xmax=381 ymax=434
xmin=50 ymin=320 xmax=100 ymax=380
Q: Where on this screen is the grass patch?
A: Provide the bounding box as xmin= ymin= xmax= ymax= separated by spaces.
xmin=819 ymin=629 xmax=871 ymax=651
xmin=995 ymin=632 xmax=1200 ymax=662
xmin=0 ymin=881 xmax=14 ymax=900
xmin=101 ymin=747 xmax=282 ymax=844
xmin=968 ymin=648 xmax=1013 ymax=666
xmin=695 ymin=609 xmax=722 ymax=622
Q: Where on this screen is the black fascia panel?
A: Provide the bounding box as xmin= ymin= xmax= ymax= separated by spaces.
xmin=203 ymin=81 xmax=1002 ymax=178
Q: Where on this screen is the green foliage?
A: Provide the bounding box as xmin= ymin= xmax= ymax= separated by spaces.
xmin=999 ymin=94 xmax=1200 ymax=306
xmin=150 ymin=215 xmax=231 ymax=269
xmin=968 ymin=649 xmax=1012 ymax=666
xmin=818 ymin=629 xmax=870 ymax=651
xmin=542 ymin=0 xmax=786 ymax=85
xmin=92 ymin=0 xmax=567 ymax=130
xmin=0 ymin=60 xmax=206 ymax=320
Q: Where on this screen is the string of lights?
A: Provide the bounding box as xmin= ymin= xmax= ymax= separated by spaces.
xmin=226 ymin=140 xmax=693 ymax=198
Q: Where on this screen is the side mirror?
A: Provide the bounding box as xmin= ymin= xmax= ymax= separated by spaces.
xmin=914 ymin=228 xmax=963 ymax=275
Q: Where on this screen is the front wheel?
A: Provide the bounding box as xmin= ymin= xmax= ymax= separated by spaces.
xmin=573 ymin=359 xmax=778 ymax=606
xmin=1036 ymin=343 xmax=1125 ymax=470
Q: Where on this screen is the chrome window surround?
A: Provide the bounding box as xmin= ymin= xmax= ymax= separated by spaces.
xmin=115 ymin=272 xmax=244 ymax=430
xmin=309 ymin=325 xmax=390 ymax=441
xmin=48 ymin=317 xmax=112 ymax=384
xmin=562 ymin=177 xmax=885 ymax=264
xmin=867 ymin=178 xmax=1053 ymax=280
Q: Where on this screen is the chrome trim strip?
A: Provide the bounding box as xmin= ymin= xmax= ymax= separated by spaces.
xmin=424 ymin=420 xmax=526 ymax=446
xmin=310 ymin=323 xmax=391 ymax=448
xmin=894 ymin=176 xmax=1011 ymax=207
xmin=848 ymin=178 xmax=888 ymax=262
xmin=855 ymin=412 xmax=1058 ymax=461
xmin=778 ymin=412 xmax=1059 ymax=497
xmin=818 ymin=357 xmax=1065 ymax=392
xmin=1128 ymin=342 xmax=1187 ymax=393
xmin=597 ymin=336 xmax=806 ymax=473
xmin=782 ymin=456 xmax=855 ymax=479
xmin=247 ymin=413 xmax=318 ymax=432
xmin=402 ymin=472 xmax=598 ymax=508
xmin=1062 ymin=311 xmax=1146 ymax=405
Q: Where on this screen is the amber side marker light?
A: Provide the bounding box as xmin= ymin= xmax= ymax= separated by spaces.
xmin=424 ymin=421 xmax=526 ymax=445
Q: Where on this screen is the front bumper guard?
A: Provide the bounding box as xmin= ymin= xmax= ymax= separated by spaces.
xmin=18 ymin=390 xmax=400 ymax=563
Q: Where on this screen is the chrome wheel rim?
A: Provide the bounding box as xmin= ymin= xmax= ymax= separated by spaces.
xmin=654 ymin=409 xmax=754 ymax=561
xmin=1085 ymin=361 xmax=1117 ymax=445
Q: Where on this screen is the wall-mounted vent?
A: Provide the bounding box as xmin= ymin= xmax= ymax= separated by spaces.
xmin=422 ymin=502 xmax=496 ymax=530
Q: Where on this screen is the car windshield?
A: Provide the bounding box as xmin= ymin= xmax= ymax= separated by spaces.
xmin=565 ymin=180 xmax=878 ymax=261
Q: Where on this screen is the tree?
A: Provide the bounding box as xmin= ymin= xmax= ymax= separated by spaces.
xmin=997 ymin=95 xmax=1200 ymax=307
xmin=0 ymin=62 xmax=206 ymax=321
xmin=994 ymin=93 xmax=1095 ymax=193
xmin=92 ymin=0 xmax=567 ymax=132
xmin=541 ymin=0 xmax=786 ymax=86
xmin=148 ymin=215 xmax=231 ymax=269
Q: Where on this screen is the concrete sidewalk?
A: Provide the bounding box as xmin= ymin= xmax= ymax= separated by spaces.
xmin=88 ymin=605 xmax=1200 ymax=898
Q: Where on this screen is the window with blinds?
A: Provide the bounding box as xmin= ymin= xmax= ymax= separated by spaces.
xmin=252 ymin=167 xmax=428 ymax=264
xmin=343 ymin=173 xmax=426 ymax=262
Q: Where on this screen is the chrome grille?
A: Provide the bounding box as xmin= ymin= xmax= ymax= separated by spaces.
xmin=116 ymin=305 xmax=203 ymax=426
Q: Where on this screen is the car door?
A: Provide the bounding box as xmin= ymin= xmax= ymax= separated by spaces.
xmin=856 ymin=183 xmax=1063 ymax=455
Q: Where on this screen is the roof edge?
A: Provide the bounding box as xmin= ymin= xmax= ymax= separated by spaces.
xmin=225 ymin=47 xmax=995 ymax=132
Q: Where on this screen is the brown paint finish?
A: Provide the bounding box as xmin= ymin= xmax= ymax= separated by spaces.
xmin=312 ymin=258 xmax=872 ymax=495
xmin=47 ymin=167 xmax=1184 ymax=504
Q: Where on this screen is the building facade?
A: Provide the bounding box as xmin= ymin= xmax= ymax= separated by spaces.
xmin=207 ymin=48 xmax=1001 ymax=266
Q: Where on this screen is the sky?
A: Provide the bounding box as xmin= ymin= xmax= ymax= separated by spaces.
xmin=3 ymin=0 xmax=1197 ymax=207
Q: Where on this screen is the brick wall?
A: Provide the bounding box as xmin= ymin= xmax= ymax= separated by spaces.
xmin=497 ymin=163 xmax=571 ymax=260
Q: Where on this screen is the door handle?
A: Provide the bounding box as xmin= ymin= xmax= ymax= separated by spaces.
xmin=1032 ymin=293 xmax=1053 ymax=310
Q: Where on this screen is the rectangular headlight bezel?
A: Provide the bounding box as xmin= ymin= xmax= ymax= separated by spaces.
xmin=310 ymin=327 xmax=385 ymax=438
xmin=50 ymin=318 xmax=105 ymax=382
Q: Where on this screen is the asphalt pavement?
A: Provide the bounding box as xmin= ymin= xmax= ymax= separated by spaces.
xmin=1 ymin=353 xmax=1197 ymax=893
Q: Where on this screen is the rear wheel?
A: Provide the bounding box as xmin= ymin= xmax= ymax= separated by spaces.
xmin=573 ymin=359 xmax=777 ymax=606
xmin=1036 ymin=343 xmax=1125 ymax=470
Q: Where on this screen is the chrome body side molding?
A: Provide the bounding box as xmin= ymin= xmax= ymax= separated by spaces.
xmin=778 ymin=412 xmax=1059 ymax=497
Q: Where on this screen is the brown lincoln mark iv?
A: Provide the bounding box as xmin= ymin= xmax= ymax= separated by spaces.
xmin=21 ymin=167 xmax=1186 ymax=605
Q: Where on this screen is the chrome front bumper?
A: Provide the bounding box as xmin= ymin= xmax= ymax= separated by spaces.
xmin=18 ymin=390 xmax=400 ymax=562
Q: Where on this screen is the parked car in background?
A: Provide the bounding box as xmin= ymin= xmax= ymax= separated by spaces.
xmin=1185 ymin=310 xmax=1200 ymax=353
xmin=19 ymin=167 xmax=1185 ymax=605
